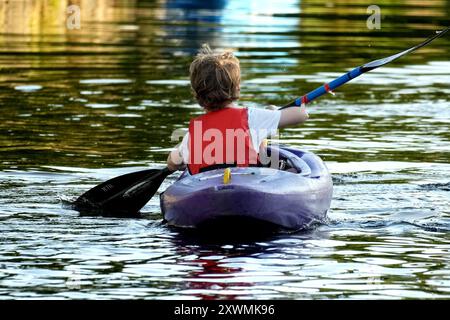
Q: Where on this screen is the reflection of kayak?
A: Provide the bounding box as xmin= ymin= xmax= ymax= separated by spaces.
xmin=160 ymin=146 xmax=333 ymax=232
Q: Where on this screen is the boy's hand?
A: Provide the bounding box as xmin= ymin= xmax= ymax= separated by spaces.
xmin=167 ymin=161 xmax=181 ymax=172
xmin=265 ymin=105 xmax=278 ymax=110
xmin=168 ymin=162 xmax=186 ymax=172
xmin=167 ymin=149 xmax=185 ymax=171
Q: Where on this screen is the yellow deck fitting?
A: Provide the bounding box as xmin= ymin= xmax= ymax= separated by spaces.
xmin=223 ymin=168 xmax=231 ymax=184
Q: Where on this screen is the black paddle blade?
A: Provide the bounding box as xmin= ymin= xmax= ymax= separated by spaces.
xmin=74 ymin=167 xmax=172 ymax=217
xmin=361 ymin=27 xmax=449 ymax=71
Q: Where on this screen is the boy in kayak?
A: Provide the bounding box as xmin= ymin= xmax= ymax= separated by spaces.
xmin=167 ymin=44 xmax=309 ymax=174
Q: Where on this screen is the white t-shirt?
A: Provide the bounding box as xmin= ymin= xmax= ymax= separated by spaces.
xmin=177 ymin=107 xmax=281 ymax=164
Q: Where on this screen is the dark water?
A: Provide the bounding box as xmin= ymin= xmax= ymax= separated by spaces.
xmin=1 ymin=0 xmax=449 ymax=299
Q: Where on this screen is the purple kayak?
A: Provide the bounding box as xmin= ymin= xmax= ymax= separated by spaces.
xmin=160 ymin=146 xmax=333 ymax=232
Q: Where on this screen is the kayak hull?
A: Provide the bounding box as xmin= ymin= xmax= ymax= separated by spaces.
xmin=160 ymin=147 xmax=332 ymax=231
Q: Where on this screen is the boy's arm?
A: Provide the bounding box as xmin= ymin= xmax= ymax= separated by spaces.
xmin=167 ymin=133 xmax=189 ymax=171
xmin=278 ymin=106 xmax=309 ymax=128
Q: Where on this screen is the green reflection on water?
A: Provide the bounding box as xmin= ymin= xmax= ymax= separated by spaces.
xmin=0 ymin=0 xmax=448 ymax=171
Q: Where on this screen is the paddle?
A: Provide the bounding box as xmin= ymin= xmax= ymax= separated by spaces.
xmin=73 ymin=27 xmax=448 ymax=216
xmin=280 ymin=27 xmax=449 ymax=109
xmin=74 ymin=167 xmax=173 ymax=216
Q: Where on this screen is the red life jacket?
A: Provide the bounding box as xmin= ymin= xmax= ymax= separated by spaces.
xmin=188 ymin=107 xmax=258 ymax=175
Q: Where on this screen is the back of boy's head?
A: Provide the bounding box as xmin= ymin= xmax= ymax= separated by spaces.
xmin=189 ymin=44 xmax=240 ymax=111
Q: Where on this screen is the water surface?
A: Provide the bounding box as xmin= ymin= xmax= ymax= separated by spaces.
xmin=0 ymin=0 xmax=449 ymax=299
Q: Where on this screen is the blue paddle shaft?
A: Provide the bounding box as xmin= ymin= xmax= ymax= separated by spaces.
xmin=292 ymin=67 xmax=363 ymax=106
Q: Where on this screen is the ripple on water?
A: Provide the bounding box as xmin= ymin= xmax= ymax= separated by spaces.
xmin=79 ymin=79 xmax=133 ymax=85
xmin=14 ymin=85 xmax=43 ymax=92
